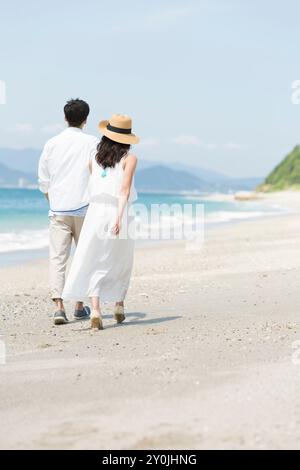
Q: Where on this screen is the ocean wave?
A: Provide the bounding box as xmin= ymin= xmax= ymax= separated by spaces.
xmin=184 ymin=192 xmax=235 ymax=202
xmin=134 ymin=208 xmax=282 ymax=239
xmin=0 ymin=208 xmax=285 ymax=253
xmin=0 ymin=229 xmax=49 ymax=253
xmin=205 ymin=210 xmax=270 ymax=224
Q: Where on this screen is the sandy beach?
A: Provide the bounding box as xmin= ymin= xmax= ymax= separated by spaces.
xmin=2 ymin=192 xmax=300 ymax=449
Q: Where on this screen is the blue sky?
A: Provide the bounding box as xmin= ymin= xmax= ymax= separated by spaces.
xmin=0 ymin=0 xmax=300 ymax=177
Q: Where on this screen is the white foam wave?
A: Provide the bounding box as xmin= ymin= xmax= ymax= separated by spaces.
xmin=0 ymin=208 xmax=284 ymax=253
xmin=185 ymin=192 xmax=235 ymax=202
xmin=205 ymin=210 xmax=268 ymax=224
xmin=134 ymin=209 xmax=280 ymax=239
xmin=0 ymin=229 xmax=49 ymax=253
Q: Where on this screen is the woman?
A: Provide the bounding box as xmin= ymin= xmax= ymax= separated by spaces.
xmin=62 ymin=114 xmax=139 ymax=329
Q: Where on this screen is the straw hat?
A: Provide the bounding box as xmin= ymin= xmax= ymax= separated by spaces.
xmin=98 ymin=114 xmax=140 ymax=145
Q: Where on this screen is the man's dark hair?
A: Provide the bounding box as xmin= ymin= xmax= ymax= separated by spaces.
xmin=64 ymin=99 xmax=90 ymax=127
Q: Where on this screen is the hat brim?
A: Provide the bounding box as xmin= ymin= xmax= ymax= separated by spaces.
xmin=98 ymin=120 xmax=140 ymax=145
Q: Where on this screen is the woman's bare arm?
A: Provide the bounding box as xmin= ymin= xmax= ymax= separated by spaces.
xmin=112 ymin=154 xmax=137 ymax=235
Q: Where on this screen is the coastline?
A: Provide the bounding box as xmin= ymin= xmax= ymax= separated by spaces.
xmin=1 ymin=190 xmax=297 ymax=269
xmin=0 ymin=248 xmax=49 ymax=269
xmin=2 ymin=193 xmax=300 ymax=448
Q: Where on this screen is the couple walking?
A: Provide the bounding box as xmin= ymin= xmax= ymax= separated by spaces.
xmin=38 ymin=99 xmax=139 ymax=330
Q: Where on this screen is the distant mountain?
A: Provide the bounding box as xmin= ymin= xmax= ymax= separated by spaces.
xmin=137 ymin=160 xmax=262 ymax=190
xmin=0 ymin=162 xmax=36 ymax=187
xmin=137 ymin=159 xmax=230 ymax=181
xmin=135 ymin=165 xmax=213 ymax=192
xmin=0 ymin=147 xmax=41 ymax=172
xmin=0 ymin=147 xmax=263 ymax=192
xmin=170 ymin=162 xmax=229 ymax=182
xmin=257 ymin=145 xmax=300 ymax=191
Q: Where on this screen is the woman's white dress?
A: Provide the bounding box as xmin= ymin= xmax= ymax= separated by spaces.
xmin=62 ymin=156 xmax=137 ymax=302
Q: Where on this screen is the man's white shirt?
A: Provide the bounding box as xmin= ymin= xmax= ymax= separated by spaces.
xmin=38 ymin=127 xmax=99 ymax=213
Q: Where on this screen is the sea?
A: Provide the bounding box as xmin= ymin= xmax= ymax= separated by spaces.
xmin=0 ymin=187 xmax=290 ymax=267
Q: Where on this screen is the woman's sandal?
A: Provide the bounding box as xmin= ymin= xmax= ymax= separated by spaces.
xmin=114 ymin=305 xmax=126 ymax=324
xmin=90 ymin=311 xmax=104 ymax=330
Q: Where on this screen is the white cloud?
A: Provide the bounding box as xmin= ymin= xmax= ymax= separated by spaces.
xmin=5 ymin=122 xmax=65 ymax=136
xmin=145 ymin=6 xmax=194 ymax=28
xmin=224 ymin=141 xmax=243 ymax=150
xmin=0 ymin=80 xmax=6 ymax=105
xmin=172 ymin=136 xmax=243 ymax=152
xmin=173 ymin=135 xmax=203 ymax=147
xmin=42 ymin=123 xmax=64 ymax=134
xmin=140 ymin=137 xmax=160 ymax=147
xmin=172 ymin=135 xmax=218 ymax=151
xmin=205 ymin=143 xmax=218 ymax=151
xmin=16 ymin=123 xmax=34 ymax=133
xmin=5 ymin=123 xmax=34 ymax=133
xmin=116 ymin=132 xmax=243 ymax=154
xmin=107 ymin=5 xmax=195 ymax=36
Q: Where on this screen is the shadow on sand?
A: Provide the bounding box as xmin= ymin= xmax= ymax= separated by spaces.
xmin=104 ymin=312 xmax=182 ymax=329
xmin=70 ymin=311 xmax=181 ymax=330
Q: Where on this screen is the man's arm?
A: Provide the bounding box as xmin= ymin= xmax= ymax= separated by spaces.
xmin=87 ymin=137 xmax=99 ymax=175
xmin=88 ymin=137 xmax=99 ymax=164
xmin=38 ymin=143 xmax=50 ymax=197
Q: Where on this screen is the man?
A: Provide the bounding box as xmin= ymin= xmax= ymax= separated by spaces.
xmin=38 ymin=98 xmax=98 ymax=325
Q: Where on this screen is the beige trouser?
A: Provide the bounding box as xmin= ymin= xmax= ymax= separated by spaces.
xmin=49 ymin=215 xmax=85 ymax=300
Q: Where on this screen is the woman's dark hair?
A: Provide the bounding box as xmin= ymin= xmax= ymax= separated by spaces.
xmin=64 ymin=98 xmax=90 ymax=127
xmin=95 ymin=135 xmax=131 ymax=169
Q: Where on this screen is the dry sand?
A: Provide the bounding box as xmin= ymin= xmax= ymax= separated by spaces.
xmin=2 ymin=192 xmax=300 ymax=449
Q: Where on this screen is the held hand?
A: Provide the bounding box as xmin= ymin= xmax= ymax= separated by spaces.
xmin=112 ymin=217 xmax=121 ymax=235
